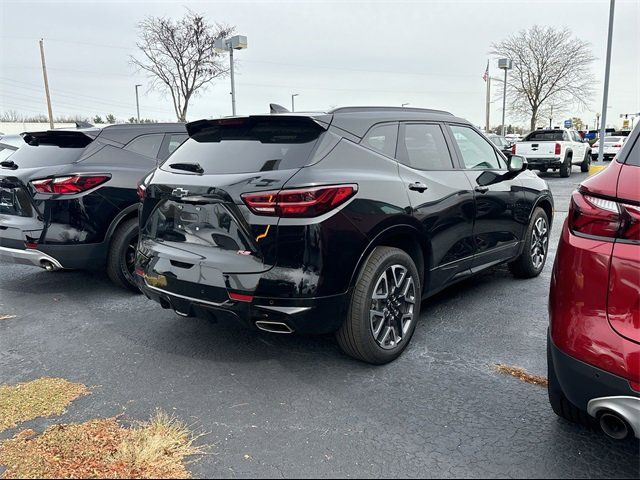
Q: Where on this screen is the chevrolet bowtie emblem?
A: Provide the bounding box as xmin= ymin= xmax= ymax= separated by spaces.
xmin=172 ymin=188 xmax=189 ymax=198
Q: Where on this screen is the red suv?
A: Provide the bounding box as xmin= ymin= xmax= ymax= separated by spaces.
xmin=548 ymin=124 xmax=639 ymax=440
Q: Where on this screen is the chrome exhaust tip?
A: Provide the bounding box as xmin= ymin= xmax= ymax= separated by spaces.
xmin=588 ymin=396 xmax=640 ymax=440
xmin=599 ymin=412 xmax=630 ymax=440
xmin=40 ymin=260 xmax=58 ymax=271
xmin=255 ymin=321 xmax=294 ymax=334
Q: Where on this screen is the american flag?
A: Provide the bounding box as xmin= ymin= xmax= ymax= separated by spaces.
xmin=482 ymin=61 xmax=489 ymax=82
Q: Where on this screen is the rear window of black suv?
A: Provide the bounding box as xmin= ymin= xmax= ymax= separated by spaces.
xmin=162 ymin=117 xmax=325 ymax=175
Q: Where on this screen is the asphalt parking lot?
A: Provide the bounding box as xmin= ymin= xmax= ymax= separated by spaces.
xmin=0 ymin=168 xmax=638 ymax=478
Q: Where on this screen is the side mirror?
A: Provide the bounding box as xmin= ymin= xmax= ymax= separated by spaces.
xmin=508 ymin=154 xmax=527 ymax=173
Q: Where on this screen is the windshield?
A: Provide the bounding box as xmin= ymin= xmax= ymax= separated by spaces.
xmin=162 ymin=118 xmax=324 ymax=175
xmin=525 ymin=131 xmax=565 ymax=142
xmin=604 ymin=137 xmax=622 ymax=143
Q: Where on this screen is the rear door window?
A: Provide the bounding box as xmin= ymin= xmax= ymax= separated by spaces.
xmin=124 ymin=134 xmax=164 ymax=159
xmin=397 ymin=123 xmax=453 ymax=170
xmin=162 ymin=118 xmax=324 ymax=174
xmin=361 ymin=123 xmax=398 ymax=158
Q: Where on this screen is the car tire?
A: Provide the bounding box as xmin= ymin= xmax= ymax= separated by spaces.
xmin=559 ymin=154 xmax=572 ymax=178
xmin=336 ymin=246 xmax=421 ymax=365
xmin=107 ymin=217 xmax=141 ymax=293
xmin=547 ymin=338 xmax=596 ymax=430
xmin=580 ymin=151 xmax=591 ymax=173
xmin=539 ymin=167 xmax=548 ymax=173
xmin=509 ymin=207 xmax=550 ymax=278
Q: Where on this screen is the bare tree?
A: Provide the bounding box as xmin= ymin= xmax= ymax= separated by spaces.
xmin=131 ymin=11 xmax=234 ymax=122
xmin=491 ymin=26 xmax=595 ymax=131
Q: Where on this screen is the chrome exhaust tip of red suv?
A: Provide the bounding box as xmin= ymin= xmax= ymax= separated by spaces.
xmin=588 ymin=396 xmax=640 ymax=440
xmin=599 ymin=412 xmax=630 ymax=440
xmin=255 ymin=321 xmax=294 ymax=334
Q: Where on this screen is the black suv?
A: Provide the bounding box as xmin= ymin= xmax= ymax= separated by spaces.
xmin=0 ymin=123 xmax=187 ymax=290
xmin=136 ymin=107 xmax=553 ymax=364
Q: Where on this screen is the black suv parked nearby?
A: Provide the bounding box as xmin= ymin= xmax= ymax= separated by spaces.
xmin=136 ymin=107 xmax=553 ymax=364
xmin=0 ymin=123 xmax=187 ymax=290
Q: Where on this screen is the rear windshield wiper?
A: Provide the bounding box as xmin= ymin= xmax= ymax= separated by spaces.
xmin=0 ymin=160 xmax=18 ymax=170
xmin=169 ymin=163 xmax=204 ymax=174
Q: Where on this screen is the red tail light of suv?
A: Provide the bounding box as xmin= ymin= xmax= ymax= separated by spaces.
xmin=548 ymin=124 xmax=640 ymax=440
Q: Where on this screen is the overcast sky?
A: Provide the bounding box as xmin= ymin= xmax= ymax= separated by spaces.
xmin=1 ymin=0 xmax=638 ymax=129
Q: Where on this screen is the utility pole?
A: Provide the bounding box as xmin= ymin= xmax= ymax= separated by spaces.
xmin=501 ymin=68 xmax=508 ymax=136
xmin=214 ymin=36 xmax=247 ymax=117
xmin=291 ymin=93 xmax=298 ymax=112
xmin=229 ymin=47 xmax=236 ymax=116
xmin=549 ymin=105 xmax=554 ymax=129
xmin=598 ymin=0 xmax=615 ymax=163
xmin=135 ymin=84 xmax=142 ymax=122
xmin=498 ymin=59 xmax=512 ymax=137
xmin=485 ymin=77 xmax=491 ymax=132
xmin=39 ymin=39 xmax=54 ymax=130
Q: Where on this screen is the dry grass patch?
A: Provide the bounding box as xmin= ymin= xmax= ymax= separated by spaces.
xmin=0 ymin=411 xmax=205 ymax=479
xmin=0 ymin=378 xmax=89 ymax=432
xmin=495 ymin=364 xmax=549 ymax=387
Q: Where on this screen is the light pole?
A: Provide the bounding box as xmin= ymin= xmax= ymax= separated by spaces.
xmin=135 ymin=84 xmax=142 ymax=122
xmin=291 ymin=93 xmax=298 ymax=112
xmin=214 ymin=35 xmax=248 ymax=116
xmin=498 ymin=58 xmax=512 ymax=137
xmin=598 ymin=0 xmax=615 ymax=163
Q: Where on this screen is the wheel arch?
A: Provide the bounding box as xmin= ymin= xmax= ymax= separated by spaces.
xmin=531 ymin=195 xmax=554 ymax=229
xmin=105 ymin=204 xmax=139 ymax=243
xmin=349 ymin=224 xmax=429 ymax=294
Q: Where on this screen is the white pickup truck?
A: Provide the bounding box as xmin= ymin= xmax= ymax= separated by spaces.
xmin=513 ymin=129 xmax=591 ymax=177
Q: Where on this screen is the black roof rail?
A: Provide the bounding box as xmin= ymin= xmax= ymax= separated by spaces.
xmin=329 ymin=106 xmax=453 ymax=115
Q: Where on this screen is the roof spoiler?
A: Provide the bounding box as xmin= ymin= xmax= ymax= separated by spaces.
xmin=75 ymin=120 xmax=94 ymax=129
xmin=22 ymin=130 xmax=96 ymax=148
xmin=186 ymin=114 xmax=330 ymax=139
xmin=270 ymin=103 xmax=290 ymax=114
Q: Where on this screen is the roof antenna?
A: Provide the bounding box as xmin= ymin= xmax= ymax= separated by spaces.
xmin=270 ymin=103 xmax=290 ymax=114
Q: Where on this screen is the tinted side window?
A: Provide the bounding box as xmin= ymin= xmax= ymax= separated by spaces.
xmin=398 ymin=124 xmax=453 ymax=170
xmin=450 ymin=125 xmax=502 ymax=170
xmin=158 ymin=133 xmax=188 ymax=161
xmin=625 ymin=134 xmax=640 ymax=166
xmin=124 ymin=134 xmax=164 ymax=158
xmin=361 ymin=124 xmax=398 ymax=158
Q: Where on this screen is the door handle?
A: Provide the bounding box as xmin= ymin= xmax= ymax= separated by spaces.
xmin=408 ymin=182 xmax=428 ymax=192
xmin=475 ymin=186 xmax=490 ymax=194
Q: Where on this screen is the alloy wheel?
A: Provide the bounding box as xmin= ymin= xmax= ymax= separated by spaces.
xmin=531 ymin=217 xmax=548 ymax=270
xmin=125 ymin=234 xmax=138 ymax=277
xmin=369 ymin=264 xmax=416 ymax=350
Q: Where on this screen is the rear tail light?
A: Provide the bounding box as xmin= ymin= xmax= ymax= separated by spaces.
xmin=613 ymin=144 xmax=622 ymax=148
xmin=569 ymin=190 xmax=640 ymax=241
xmin=242 ymin=184 xmax=358 ymax=218
xmin=555 ymin=143 xmax=561 ymax=155
xmin=511 ymin=144 xmax=516 ymax=155
xmin=229 ymin=292 xmax=253 ymax=302
xmin=32 ymin=175 xmax=110 ymax=194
